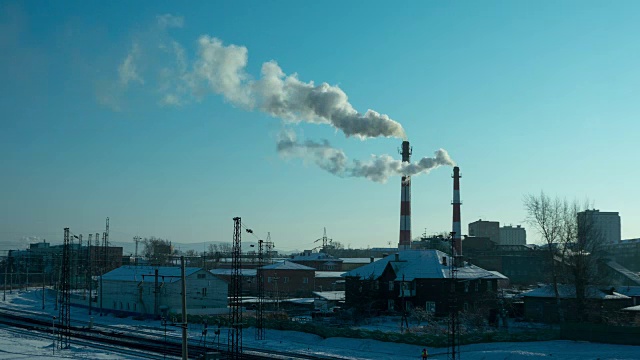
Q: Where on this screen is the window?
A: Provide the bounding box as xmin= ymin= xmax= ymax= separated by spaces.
xmin=283 ymin=277 xmax=289 ymax=284
xmin=197 ymin=273 xmax=206 ymax=279
xmin=202 ymin=288 xmax=207 ymax=296
xmin=387 ymin=299 xmax=395 ymax=311
xmin=464 ymin=283 xmax=469 ymax=293
xmin=113 ymin=301 xmax=117 ymax=309
xmin=374 ymin=281 xmax=379 ymax=290
xmin=405 ymin=301 xmax=413 ymax=311
xmin=134 ymin=303 xmax=137 ymax=311
xmin=487 ymin=281 xmax=493 ymax=291
xmin=303 ymin=277 xmax=309 ymax=284
xmin=474 ymin=282 xmax=479 ymax=292
xmin=389 ymin=281 xmax=394 ymax=291
xmin=425 ymin=301 xmax=436 ymax=313
xmin=127 ymin=303 xmax=130 ymax=310
xmin=268 ymin=277 xmax=273 ymax=283
xmin=120 ymin=302 xmax=123 ymax=310
xmin=464 ymin=303 xmax=469 ymax=311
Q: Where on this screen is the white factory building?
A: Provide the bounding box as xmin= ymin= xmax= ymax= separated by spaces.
xmin=499 ymin=225 xmax=527 ymax=245
xmin=578 ymin=209 xmax=621 ymax=244
xmin=100 ymin=265 xmax=228 ymax=317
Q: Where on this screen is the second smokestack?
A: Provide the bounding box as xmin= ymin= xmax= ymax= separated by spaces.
xmin=398 ymin=141 xmax=412 ymax=250
xmin=452 ymin=166 xmax=463 ymax=265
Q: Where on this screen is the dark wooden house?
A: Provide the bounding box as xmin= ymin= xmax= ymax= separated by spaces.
xmin=343 ymin=250 xmax=506 ymax=317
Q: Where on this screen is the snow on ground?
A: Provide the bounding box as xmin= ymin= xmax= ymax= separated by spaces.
xmin=1 ymin=288 xmax=639 ymax=359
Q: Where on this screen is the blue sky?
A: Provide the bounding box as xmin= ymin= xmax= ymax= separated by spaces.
xmin=1 ymin=1 xmax=639 ymax=252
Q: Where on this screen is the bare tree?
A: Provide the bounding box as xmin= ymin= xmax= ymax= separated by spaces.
xmin=525 ymin=193 xmax=606 ymax=322
xmin=524 ymin=191 xmax=565 ymax=321
xmin=568 ymin=203 xmax=605 ymax=321
xmin=142 ymin=237 xmax=173 ymax=266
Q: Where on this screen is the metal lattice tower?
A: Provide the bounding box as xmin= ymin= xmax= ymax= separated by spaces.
xmin=87 ymin=233 xmax=93 ymax=315
xmin=58 ymin=228 xmax=71 ymax=349
xmin=133 ymin=236 xmax=141 ymax=265
xmin=315 ymin=228 xmax=332 ymax=251
xmin=255 ymin=239 xmax=265 ymax=340
xmin=447 ymin=231 xmax=460 ymax=360
xmin=265 ymin=232 xmax=274 ymax=264
xmin=228 ymin=217 xmax=243 ymax=358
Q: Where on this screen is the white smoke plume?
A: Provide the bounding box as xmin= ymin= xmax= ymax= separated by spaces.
xmin=113 ymin=30 xmax=406 ymax=139
xmin=277 ymin=130 xmax=455 ymax=183
xmin=107 ymin=15 xmax=456 ymax=182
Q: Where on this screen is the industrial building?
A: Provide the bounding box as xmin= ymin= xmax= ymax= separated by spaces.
xmin=2 ymin=241 xmax=122 ymax=288
xmin=468 ymin=220 xmax=501 ymax=244
xmin=499 ymin=225 xmax=527 ymax=245
xmin=578 ymin=209 xmax=621 ymax=244
xmin=100 ymin=265 xmax=228 ymax=317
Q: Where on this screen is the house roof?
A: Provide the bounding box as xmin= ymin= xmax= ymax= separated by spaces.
xmin=261 ymin=260 xmax=315 ymax=271
xmin=291 ymin=253 xmax=342 ymax=262
xmin=605 ymin=261 xmax=640 ymax=285
xmin=522 ymin=284 xmax=630 ymax=300
xmin=614 ymin=286 xmax=640 ymax=297
xmin=102 ymin=265 xmax=201 ymax=283
xmin=621 ymin=304 xmax=640 ymax=312
xmin=340 ymin=258 xmax=381 ymax=264
xmin=313 ymin=291 xmax=345 ymax=301
xmin=342 ymin=250 xmax=503 ymax=281
xmin=315 ymin=271 xmax=346 ymax=278
xmin=209 ymin=269 xmax=257 ymax=277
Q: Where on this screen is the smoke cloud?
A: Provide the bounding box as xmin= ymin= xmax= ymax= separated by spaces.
xmin=108 ymin=15 xmax=455 ymax=182
xmin=277 ymin=130 xmax=455 ymax=183
xmin=114 ymin=31 xmax=406 ymax=139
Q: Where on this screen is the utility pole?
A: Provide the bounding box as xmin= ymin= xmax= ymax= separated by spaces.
xmin=228 ymin=217 xmax=243 ymax=359
xmin=59 ymin=228 xmax=71 ymax=350
xmin=400 ymin=274 xmax=409 ymax=332
xmin=88 ymin=233 xmax=92 ymax=315
xmin=181 ymin=256 xmax=188 ymax=360
xmin=256 ymin=239 xmax=265 ymax=340
xmin=3 ymin=251 xmax=8 ymax=301
xmin=448 ymin=231 xmax=460 ymax=360
xmin=154 ymin=269 xmax=159 ymax=318
xmin=26 ymin=249 xmax=30 ymax=290
xmin=100 ymin=232 xmax=105 ymax=316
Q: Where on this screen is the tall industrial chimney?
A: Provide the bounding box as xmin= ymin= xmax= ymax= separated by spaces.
xmin=398 ymin=141 xmax=412 ymax=250
xmin=452 ymin=166 xmax=463 ymax=265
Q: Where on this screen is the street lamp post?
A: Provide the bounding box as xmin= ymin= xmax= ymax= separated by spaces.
xmin=52 ymin=315 xmax=56 ymax=355
xmin=161 ymin=315 xmax=167 ymax=360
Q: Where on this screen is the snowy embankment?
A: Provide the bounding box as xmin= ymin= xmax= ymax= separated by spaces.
xmin=1 ymin=288 xmax=639 ymax=359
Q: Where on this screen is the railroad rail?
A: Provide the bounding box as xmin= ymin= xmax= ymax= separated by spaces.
xmin=0 ymin=309 xmax=342 ymax=360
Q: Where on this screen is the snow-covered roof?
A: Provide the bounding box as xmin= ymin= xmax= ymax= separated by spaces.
xmin=262 ymin=260 xmax=315 ymax=271
xmin=614 ymin=286 xmax=640 ymax=297
xmin=313 ymin=291 xmax=345 ymax=301
xmin=342 ymin=250 xmax=503 ymax=281
xmin=488 ymin=271 xmax=509 ymax=280
xmin=621 ymin=304 xmax=640 ymax=312
xmin=209 ymin=269 xmax=257 ymax=277
xmin=314 ymin=271 xmax=346 ymax=278
xmin=605 ymin=261 xmax=640 ymax=285
xmin=522 ymin=284 xmax=630 ymax=300
xmin=291 ymin=253 xmax=341 ymax=262
xmin=102 ymin=265 xmax=201 ymax=283
xmin=340 ymin=258 xmax=381 ymax=264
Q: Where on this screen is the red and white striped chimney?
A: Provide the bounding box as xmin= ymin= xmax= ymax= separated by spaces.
xmin=452 ymin=166 xmax=462 ymax=260
xmin=398 ymin=141 xmax=412 ymax=250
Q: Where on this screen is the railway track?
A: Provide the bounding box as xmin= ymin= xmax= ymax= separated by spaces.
xmin=0 ymin=323 xmax=171 ymax=359
xmin=0 ymin=309 xmax=345 ymax=359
